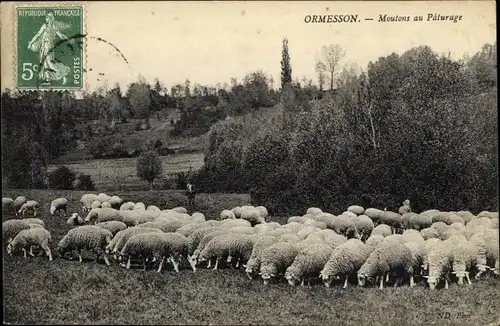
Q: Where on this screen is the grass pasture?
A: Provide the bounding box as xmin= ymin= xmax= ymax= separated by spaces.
xmin=3 ymin=189 xmax=500 ymax=325
xmin=48 ymin=152 xmax=205 ymax=192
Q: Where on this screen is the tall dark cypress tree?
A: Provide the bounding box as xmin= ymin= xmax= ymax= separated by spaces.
xmin=280 ymin=38 xmax=292 ymax=89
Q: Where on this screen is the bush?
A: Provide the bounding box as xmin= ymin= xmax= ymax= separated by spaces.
xmin=48 ymin=166 xmax=76 ymax=190
xmin=73 ymin=173 xmax=95 ymax=191
xmin=136 ymin=150 xmax=163 ymax=190
xmin=88 ymin=138 xmax=108 ymax=159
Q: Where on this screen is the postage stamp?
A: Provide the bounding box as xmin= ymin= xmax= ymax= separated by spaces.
xmin=15 ymin=4 xmax=84 ymax=90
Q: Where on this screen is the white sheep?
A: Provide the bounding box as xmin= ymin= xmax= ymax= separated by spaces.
xmin=18 ymin=200 xmax=40 ymax=217
xmin=327 ymin=216 xmax=359 ymax=239
xmin=470 ymin=229 xmax=499 ymax=278
xmin=67 ymin=213 xmax=85 ymax=226
xmin=421 ymin=238 xmax=443 ymax=273
xmin=424 ymin=239 xmax=453 ymax=289
xmin=134 ymin=202 xmax=147 ymax=211
xmin=13 ymin=196 xmax=27 ymax=216
xmin=91 ymin=200 xmax=102 ymax=210
xmin=398 ymin=199 xmax=411 ymax=215
xmin=260 ymin=242 xmax=300 ymax=285
xmin=244 ymin=235 xmax=280 ymax=279
xmin=256 ymin=206 xmax=269 ymax=222
xmin=95 ymin=221 xmax=127 ymax=236
xmin=231 ymin=207 xmax=243 ymax=218
xmin=363 ymin=208 xmax=384 ymax=224
xmin=198 ymin=233 xmax=255 ymax=270
xmin=176 ymin=222 xmax=210 ymax=238
xmin=108 ymin=196 xmax=124 ymax=209
xmin=341 ymin=211 xmax=357 ymax=218
xmin=58 ymin=225 xmax=113 ymax=265
xmin=120 ymin=202 xmax=135 ymax=211
xmin=321 ymin=239 xmax=371 ymax=288
xmin=379 ymin=210 xmax=403 ymax=234
xmin=352 ymin=215 xmax=374 ymax=241
xmin=241 ymin=208 xmax=266 ymax=225
xmin=50 ymin=197 xmax=69 ymax=216
xmin=306 ymin=207 xmax=323 ymax=215
xmin=80 ymin=194 xmax=98 ymax=213
xmin=365 ymin=235 xmax=385 ymax=253
xmin=3 ymin=219 xmax=31 ymax=245
xmin=96 ymin=193 xmax=111 ymax=203
xmin=190 ymin=212 xmax=206 ymax=223
xmin=285 ymin=244 xmax=334 ymax=286
xmin=22 ymin=218 xmax=45 ymax=227
xmin=107 ymin=227 xmax=164 ymax=258
xmin=172 ymin=207 xmax=188 ymax=214
xmin=447 ymin=235 xmax=478 ymax=285
xmin=455 ymin=211 xmax=476 ymax=224
xmin=347 ymin=205 xmax=364 ymax=215
xmin=85 ymin=208 xmax=121 ymax=224
xmin=7 ymin=228 xmax=52 ymax=261
xmin=220 ymin=209 xmax=236 ymax=220
xmin=420 ymin=228 xmax=440 ymax=240
xmin=147 ymin=205 xmax=161 ymax=212
xmin=357 ymin=240 xmax=414 ymax=289
xmin=2 ymin=197 xmax=16 ymax=215
xmin=101 ymin=201 xmax=112 ymax=209
xmin=186 ymin=226 xmax=219 ymax=259
xmin=370 ymin=224 xmax=392 ymax=237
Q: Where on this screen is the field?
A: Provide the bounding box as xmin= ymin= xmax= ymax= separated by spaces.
xmin=48 ymin=153 xmax=205 ymax=191
xmin=3 ymin=189 xmax=500 ymax=325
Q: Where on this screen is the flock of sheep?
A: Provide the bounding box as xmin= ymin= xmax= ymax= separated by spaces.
xmin=2 ymin=194 xmax=499 ymax=290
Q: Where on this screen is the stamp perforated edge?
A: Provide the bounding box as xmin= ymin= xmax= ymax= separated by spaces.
xmin=13 ymin=2 xmax=87 ymax=93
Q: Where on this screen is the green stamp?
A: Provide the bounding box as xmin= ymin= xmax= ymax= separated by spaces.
xmin=16 ymin=5 xmax=84 ymax=90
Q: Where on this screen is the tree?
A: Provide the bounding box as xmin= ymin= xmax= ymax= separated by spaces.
xmin=315 ymin=44 xmax=346 ymax=90
xmin=127 ymin=76 xmax=152 ymax=122
xmin=136 ymin=150 xmax=163 ymax=190
xmin=184 ymin=79 xmax=191 ymax=98
xmin=280 ymin=37 xmax=292 ymax=89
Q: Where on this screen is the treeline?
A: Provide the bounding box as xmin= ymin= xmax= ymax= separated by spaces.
xmin=194 ymin=44 xmax=498 ymax=214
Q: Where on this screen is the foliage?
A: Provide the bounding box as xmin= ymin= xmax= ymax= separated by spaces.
xmin=73 ymin=173 xmax=95 ymax=191
xmin=280 ymin=38 xmax=292 ymax=89
xmin=48 ymin=166 xmax=76 ymax=190
xmin=136 ymin=150 xmax=163 ymax=190
xmin=200 ymin=43 xmax=498 ymax=215
xmin=316 ymin=44 xmax=346 ymax=90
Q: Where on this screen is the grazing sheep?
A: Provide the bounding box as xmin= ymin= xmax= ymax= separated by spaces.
xmin=365 ymin=235 xmax=385 ymax=253
xmin=95 ymin=221 xmax=127 ymax=236
xmin=447 ymin=235 xmax=478 ymax=285
xmin=108 ymin=196 xmax=124 ymax=209
xmin=226 ymin=234 xmax=258 ymax=267
xmin=85 ymin=208 xmax=121 ymax=224
xmin=341 ymin=211 xmax=357 ymax=218
xmin=107 ymin=227 xmax=164 ymax=258
xmin=2 ymin=197 xmax=15 ymax=215
xmin=18 ymin=201 xmax=40 ymax=217
xmin=297 ymin=226 xmax=322 ymax=240
xmin=424 ymin=240 xmax=453 ymax=289
xmin=398 ymin=199 xmax=411 ymax=215
xmin=409 ymin=214 xmax=433 ymax=231
xmin=285 ymin=244 xmax=334 ymax=286
xmin=260 ymin=242 xmax=300 ymax=285
xmin=420 ymin=227 xmax=440 ymax=240
xmin=80 ymin=194 xmax=98 ymax=213
xmin=321 ymin=239 xmax=371 ymax=288
xmin=58 ymin=226 xmax=113 ymax=265
xmin=306 ymin=207 xmax=323 ymax=215
xmin=22 ymin=218 xmax=45 ymax=227
xmin=134 ymin=202 xmax=147 ymax=211
xmin=186 ymin=226 xmax=218 ymax=258
xmin=101 ymin=201 xmax=112 ymax=209
xmin=477 ymin=211 xmax=499 ymax=219
xmin=96 ymin=193 xmax=111 ymax=203
xmin=219 ymin=219 xmax=252 ymax=229
xmin=220 ymin=209 xmax=236 ymax=221
xmin=456 ymin=211 xmax=476 ymax=224
xmin=241 ymin=208 xmax=266 ymax=225
xmin=352 ymin=215 xmax=374 ymax=241
xmin=67 ymin=213 xmax=85 ymax=226
xmin=138 ymin=220 xmax=191 ymax=233
xmin=379 ymin=210 xmax=402 ymax=234
xmin=120 ymin=202 xmax=135 ymax=211
xmin=470 ymin=229 xmax=499 ymax=279
xmin=147 ymin=205 xmax=161 ymax=212
xmin=190 ymin=212 xmax=206 ymax=223
xmin=256 ymin=206 xmax=269 ymax=222
xmin=431 ymin=222 xmax=450 ymax=240
xmin=231 ymin=207 xmax=243 ymax=218
xmin=7 ymin=228 xmax=52 ymax=261
xmin=50 ymin=198 xmax=69 ymax=216
xmin=328 ymin=216 xmax=359 ymax=239
xmin=347 ymin=205 xmax=364 ymax=215
xmin=91 ymin=200 xmax=102 ymax=210
xmin=198 ymin=233 xmax=255 ymax=270
xmin=364 ymin=208 xmax=384 ymax=224
xmin=357 ymin=241 xmax=414 ymax=289
xmin=3 ymin=219 xmax=31 ymax=244
xmin=176 ymin=223 xmax=208 ymax=237
xmin=245 ymin=235 xmax=280 ymax=279
xmin=13 ymin=196 xmax=28 ymax=216
xmin=371 ymin=224 xmax=392 ymax=237
xmin=403 ymin=241 xmax=425 ymax=284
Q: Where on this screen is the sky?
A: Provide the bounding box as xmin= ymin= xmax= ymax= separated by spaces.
xmin=1 ymin=1 xmax=496 ymax=95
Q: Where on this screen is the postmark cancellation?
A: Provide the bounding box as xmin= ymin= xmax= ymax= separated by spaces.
xmin=15 ymin=4 xmax=85 ymax=90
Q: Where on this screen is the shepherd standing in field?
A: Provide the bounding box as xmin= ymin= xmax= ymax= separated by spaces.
xmin=186 ymin=181 xmax=196 ymax=208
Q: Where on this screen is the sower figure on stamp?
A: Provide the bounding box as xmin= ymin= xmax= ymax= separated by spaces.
xmin=186 ymin=181 xmax=196 ymax=208
xmin=28 ymin=12 xmax=73 ymax=85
